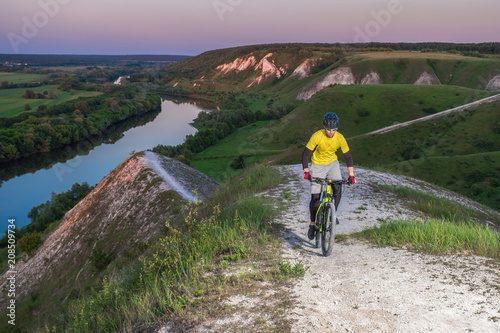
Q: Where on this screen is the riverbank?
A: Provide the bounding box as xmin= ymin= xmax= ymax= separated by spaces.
xmin=0 ymin=99 xmax=202 ymax=232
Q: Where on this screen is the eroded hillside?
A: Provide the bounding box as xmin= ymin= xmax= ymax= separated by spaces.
xmin=0 ymin=152 xmax=218 ymax=316
xmin=162 ymin=45 xmax=500 ymax=100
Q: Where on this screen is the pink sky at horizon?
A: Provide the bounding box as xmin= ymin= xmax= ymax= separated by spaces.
xmin=1 ymin=0 xmax=499 ymax=55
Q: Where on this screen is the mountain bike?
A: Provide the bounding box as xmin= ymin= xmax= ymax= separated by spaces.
xmin=311 ymin=177 xmax=347 ymax=256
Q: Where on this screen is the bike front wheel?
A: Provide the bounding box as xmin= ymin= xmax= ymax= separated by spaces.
xmin=321 ymin=203 xmax=337 ymax=256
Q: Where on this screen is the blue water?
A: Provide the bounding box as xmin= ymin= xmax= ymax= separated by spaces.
xmin=0 ymin=99 xmax=203 ymax=232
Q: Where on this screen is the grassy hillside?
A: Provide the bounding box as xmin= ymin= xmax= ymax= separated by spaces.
xmin=192 ymin=84 xmax=495 ymax=159
xmin=157 ymin=44 xmax=500 ymax=210
xmin=346 ymin=54 xmax=500 ymax=89
xmin=271 ymin=84 xmax=495 ymax=139
xmin=2 ymin=162 xmax=298 ymax=332
xmin=161 ymin=44 xmax=500 ymax=96
xmin=189 ymin=84 xmax=499 ymax=210
xmin=348 ymin=100 xmax=500 ymax=210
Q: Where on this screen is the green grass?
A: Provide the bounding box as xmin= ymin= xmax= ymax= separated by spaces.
xmin=283 ymin=84 xmax=495 ymax=140
xmin=380 ymin=185 xmax=478 ymax=221
xmin=195 ymin=121 xmax=277 ymax=158
xmin=353 ymin=219 xmax=500 ymax=259
xmin=349 ymin=100 xmax=500 ymax=211
xmin=347 ymin=57 xmax=500 ymax=89
xmin=0 ymin=85 xmax=101 ymax=118
xmin=228 ymin=85 xmax=496 ymax=167
xmin=0 ymin=72 xmax=47 ymax=84
xmin=187 ymin=83 xmax=499 ymax=212
xmin=191 ymin=121 xmax=284 ymax=180
xmin=15 ymin=164 xmax=301 ymax=333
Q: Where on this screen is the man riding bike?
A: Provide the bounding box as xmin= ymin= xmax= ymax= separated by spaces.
xmin=302 ymin=112 xmax=355 ymax=240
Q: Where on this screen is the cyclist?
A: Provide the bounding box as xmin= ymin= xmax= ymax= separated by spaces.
xmin=302 ymin=112 xmax=355 ymax=240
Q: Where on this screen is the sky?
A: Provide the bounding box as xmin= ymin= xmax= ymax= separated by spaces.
xmin=0 ymin=0 xmax=499 ymax=56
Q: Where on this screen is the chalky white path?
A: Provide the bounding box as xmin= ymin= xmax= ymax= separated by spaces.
xmin=276 ymin=164 xmax=500 ymax=333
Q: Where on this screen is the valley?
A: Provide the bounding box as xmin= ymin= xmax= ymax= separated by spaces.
xmin=1 ymin=43 xmax=499 ymax=332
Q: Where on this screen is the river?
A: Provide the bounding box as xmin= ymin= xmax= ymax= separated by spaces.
xmin=0 ymin=99 xmax=205 ymax=232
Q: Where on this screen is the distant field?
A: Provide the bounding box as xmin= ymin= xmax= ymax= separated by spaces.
xmin=0 ymin=85 xmax=101 ymax=118
xmin=358 ymin=51 xmax=486 ymax=60
xmin=0 ymin=72 xmax=47 ymax=84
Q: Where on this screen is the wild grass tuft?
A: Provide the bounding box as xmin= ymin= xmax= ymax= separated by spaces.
xmin=354 ymin=219 xmax=500 ymax=259
xmin=277 ymin=260 xmax=306 ymax=278
xmin=380 ymin=185 xmax=478 ymax=222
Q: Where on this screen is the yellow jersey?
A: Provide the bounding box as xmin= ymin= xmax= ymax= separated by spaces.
xmin=306 ymin=130 xmax=350 ymax=165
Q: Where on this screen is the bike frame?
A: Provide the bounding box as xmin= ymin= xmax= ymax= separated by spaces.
xmin=314 ymin=182 xmax=333 ymax=222
xmin=311 ymin=177 xmax=347 ymax=255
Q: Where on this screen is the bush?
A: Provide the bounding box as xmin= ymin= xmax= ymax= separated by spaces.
xmin=18 ymin=232 xmax=42 ymax=255
xmin=230 ymin=154 xmax=245 ymax=169
xmin=399 ymin=143 xmax=422 ymax=160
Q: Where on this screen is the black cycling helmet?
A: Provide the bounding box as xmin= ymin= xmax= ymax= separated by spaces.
xmin=323 ymin=112 xmax=339 ymax=131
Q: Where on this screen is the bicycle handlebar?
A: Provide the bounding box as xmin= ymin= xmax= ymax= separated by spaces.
xmin=310 ymin=176 xmax=348 ymax=185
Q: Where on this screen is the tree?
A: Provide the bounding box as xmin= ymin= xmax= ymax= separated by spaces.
xmin=22 ymin=89 xmax=35 ymax=99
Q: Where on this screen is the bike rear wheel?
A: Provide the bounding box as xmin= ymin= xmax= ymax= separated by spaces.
xmin=314 ymin=206 xmax=323 ymax=249
xmin=321 ymin=203 xmax=337 ymax=256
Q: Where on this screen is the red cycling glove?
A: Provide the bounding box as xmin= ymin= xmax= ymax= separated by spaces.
xmin=304 ymin=172 xmax=311 ymax=180
xmin=348 ymin=176 xmax=356 ymax=185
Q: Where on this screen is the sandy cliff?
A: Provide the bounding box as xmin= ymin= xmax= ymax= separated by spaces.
xmin=0 ymin=152 xmax=218 ymax=303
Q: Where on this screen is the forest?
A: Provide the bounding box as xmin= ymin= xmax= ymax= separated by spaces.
xmin=0 ymin=89 xmax=161 ymax=162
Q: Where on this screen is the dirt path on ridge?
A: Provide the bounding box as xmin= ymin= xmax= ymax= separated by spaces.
xmin=274 ymin=164 xmax=500 ymax=333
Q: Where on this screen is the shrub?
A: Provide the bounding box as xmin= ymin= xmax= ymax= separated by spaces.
xmin=399 ymin=143 xmax=422 ymax=160
xmin=18 ymin=232 xmax=42 ymax=255
xmin=230 ymin=154 xmax=245 ymax=169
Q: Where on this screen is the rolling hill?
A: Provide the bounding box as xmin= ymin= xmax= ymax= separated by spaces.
xmin=157 ymin=43 xmax=500 ymax=210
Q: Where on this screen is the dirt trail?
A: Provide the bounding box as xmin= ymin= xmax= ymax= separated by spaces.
xmin=186 ymin=164 xmax=499 ymax=332
xmin=275 ymin=164 xmax=500 ymax=333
